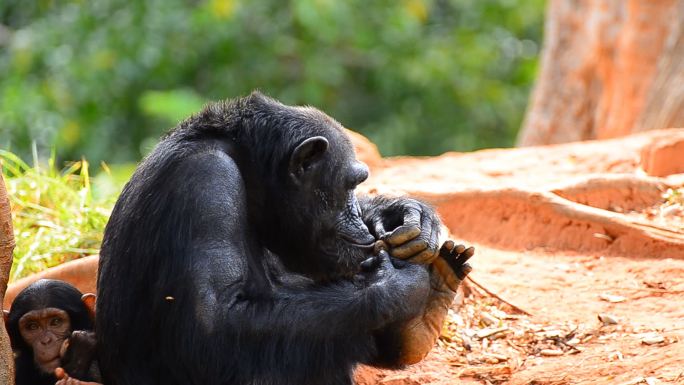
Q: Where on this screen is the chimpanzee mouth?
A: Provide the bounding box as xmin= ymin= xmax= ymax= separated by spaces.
xmin=339 ymin=235 xmax=376 ymax=249
xmin=37 ymin=355 xmax=61 ymax=371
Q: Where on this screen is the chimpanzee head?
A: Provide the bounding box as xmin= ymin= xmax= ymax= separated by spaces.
xmin=7 ymin=279 xmax=93 ymax=378
xmin=235 ymin=93 xmax=376 ymax=280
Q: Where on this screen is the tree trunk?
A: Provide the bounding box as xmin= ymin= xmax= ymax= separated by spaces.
xmin=0 ymin=174 xmax=15 ymax=383
xmin=518 ymin=0 xmax=684 ymax=146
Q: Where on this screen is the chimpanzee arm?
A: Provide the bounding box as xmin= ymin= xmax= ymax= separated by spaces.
xmin=358 ymin=195 xmax=441 ymax=264
xmin=223 ymin=253 xmax=430 ymax=340
xmin=365 ymin=241 xmax=474 ymax=368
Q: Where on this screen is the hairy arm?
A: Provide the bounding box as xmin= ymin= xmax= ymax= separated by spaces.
xmin=224 ymin=252 xmax=430 ymax=341
xmin=359 ymin=195 xmax=476 ymax=367
xmin=366 ymin=242 xmax=474 ymax=367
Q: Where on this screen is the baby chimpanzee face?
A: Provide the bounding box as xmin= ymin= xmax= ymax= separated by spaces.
xmin=18 ymin=307 xmax=72 ymax=373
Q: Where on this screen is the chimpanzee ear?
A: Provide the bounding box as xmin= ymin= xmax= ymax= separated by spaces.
xmin=289 ymin=136 xmax=329 ymax=182
xmin=81 ymin=293 xmax=96 ymax=322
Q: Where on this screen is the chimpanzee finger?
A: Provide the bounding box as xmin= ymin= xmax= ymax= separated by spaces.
xmin=391 ymin=238 xmax=428 ymax=259
xmin=360 ymin=256 xmax=381 ymax=272
xmin=403 ymin=248 xmax=439 ymax=264
xmin=385 ymin=203 xmax=423 ymax=245
xmin=55 ymin=367 xmax=67 ymax=380
xmin=442 ymin=245 xmax=475 ymax=275
xmin=373 ymin=220 xmax=388 ymax=240
xmin=396 ymin=220 xmax=440 ymax=263
xmin=402 ymin=203 xmax=422 ymax=227
xmin=454 ymin=244 xmax=466 ymax=254
xmin=376 ymin=249 xmax=389 ymax=259
xmin=374 ymin=249 xmax=408 ymax=269
xmin=385 ymin=225 xmax=421 ymax=247
xmin=373 ymin=240 xmax=388 ymax=255
xmin=439 ymin=240 xmax=456 ymax=257
xmin=453 ymin=246 xmax=475 ymax=265
xmin=421 ymin=207 xmax=441 ymax=253
xmin=456 ymin=263 xmax=473 ymax=280
xmin=374 ymin=250 xmax=392 ymax=270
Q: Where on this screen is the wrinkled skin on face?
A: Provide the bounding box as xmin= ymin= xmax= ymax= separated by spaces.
xmin=276 ymin=116 xmax=378 ymax=281
xmin=18 ymin=307 xmax=71 ymax=373
xmin=315 ymin=157 xmax=376 ymax=278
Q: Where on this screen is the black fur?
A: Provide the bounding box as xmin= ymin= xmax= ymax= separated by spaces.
xmin=60 ymin=330 xmax=101 ymax=382
xmin=97 ymin=92 xmax=436 ymax=385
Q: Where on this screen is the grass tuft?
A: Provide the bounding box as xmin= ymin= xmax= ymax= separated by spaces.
xmin=1 ymin=150 xmax=124 ymax=282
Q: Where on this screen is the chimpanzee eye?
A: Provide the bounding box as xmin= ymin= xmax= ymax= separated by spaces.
xmin=50 ymin=317 xmax=63 ymax=327
xmin=27 ymin=322 xmax=39 ymax=331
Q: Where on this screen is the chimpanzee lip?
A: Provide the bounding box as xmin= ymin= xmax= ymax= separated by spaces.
xmin=38 ymin=355 xmax=60 ymax=366
xmin=340 ymin=237 xmax=376 ymax=249
xmin=347 ymin=242 xmax=375 ymax=249
xmin=337 ymin=230 xmax=373 ymax=244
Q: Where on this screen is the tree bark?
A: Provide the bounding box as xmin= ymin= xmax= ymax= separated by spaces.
xmin=518 ymin=0 xmax=684 ymax=146
xmin=0 ymin=174 xmax=15 ymax=383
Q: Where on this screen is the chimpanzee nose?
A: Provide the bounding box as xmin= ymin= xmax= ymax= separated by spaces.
xmin=354 ymin=162 xmax=369 ymax=184
xmin=346 ymin=161 xmax=369 ymax=188
xmin=40 ymin=334 xmax=53 ymax=345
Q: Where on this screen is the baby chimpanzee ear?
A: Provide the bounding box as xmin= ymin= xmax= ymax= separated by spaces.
xmin=289 ymin=136 xmax=329 ymax=183
xmin=81 ymin=293 xmax=96 ymax=322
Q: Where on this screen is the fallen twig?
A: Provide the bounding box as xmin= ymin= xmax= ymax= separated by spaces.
xmin=466 ymin=276 xmax=533 ymax=316
xmin=600 ymin=286 xmax=684 ymax=294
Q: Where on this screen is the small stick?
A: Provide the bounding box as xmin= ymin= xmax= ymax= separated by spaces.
xmin=466 ymin=276 xmax=533 ymax=316
xmin=600 ymin=286 xmax=684 ymax=294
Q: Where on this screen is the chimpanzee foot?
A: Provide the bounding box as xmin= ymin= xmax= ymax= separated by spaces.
xmin=438 ymin=240 xmax=474 ymax=280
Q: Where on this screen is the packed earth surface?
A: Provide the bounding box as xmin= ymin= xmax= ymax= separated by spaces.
xmin=6 ymin=129 xmax=684 ymax=384
xmin=353 ymin=128 xmax=684 ymax=385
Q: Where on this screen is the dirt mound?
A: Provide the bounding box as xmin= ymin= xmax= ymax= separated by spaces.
xmin=359 ymin=129 xmax=684 ymax=259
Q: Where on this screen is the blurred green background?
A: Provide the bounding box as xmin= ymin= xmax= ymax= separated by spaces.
xmin=1 ymin=0 xmax=545 ymax=164
xmin=0 ymin=0 xmax=546 ymax=279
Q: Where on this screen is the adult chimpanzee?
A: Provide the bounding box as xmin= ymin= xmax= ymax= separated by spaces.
xmin=6 ymin=279 xmax=96 ymax=385
xmin=97 ymin=92 xmax=473 ymax=385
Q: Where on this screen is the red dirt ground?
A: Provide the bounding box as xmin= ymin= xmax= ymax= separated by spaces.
xmin=6 ymin=129 xmax=684 ymax=384
xmin=353 ymin=129 xmax=684 ymax=384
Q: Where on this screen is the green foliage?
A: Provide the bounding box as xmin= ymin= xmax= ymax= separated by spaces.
xmin=139 ymin=89 xmax=206 ymax=125
xmin=0 ymin=0 xmax=545 ymax=163
xmin=1 ymin=151 xmax=125 ymax=281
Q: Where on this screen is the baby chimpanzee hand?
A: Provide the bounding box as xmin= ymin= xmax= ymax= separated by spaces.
xmin=54 ymin=367 xmax=102 ymax=385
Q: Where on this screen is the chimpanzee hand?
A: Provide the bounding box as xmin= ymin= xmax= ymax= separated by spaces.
xmin=359 ymin=196 xmax=441 ymax=264
xmin=431 ymin=240 xmax=474 ymax=292
xmin=395 ymin=240 xmax=474 ymax=365
xmin=54 ymin=367 xmax=102 ymax=385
